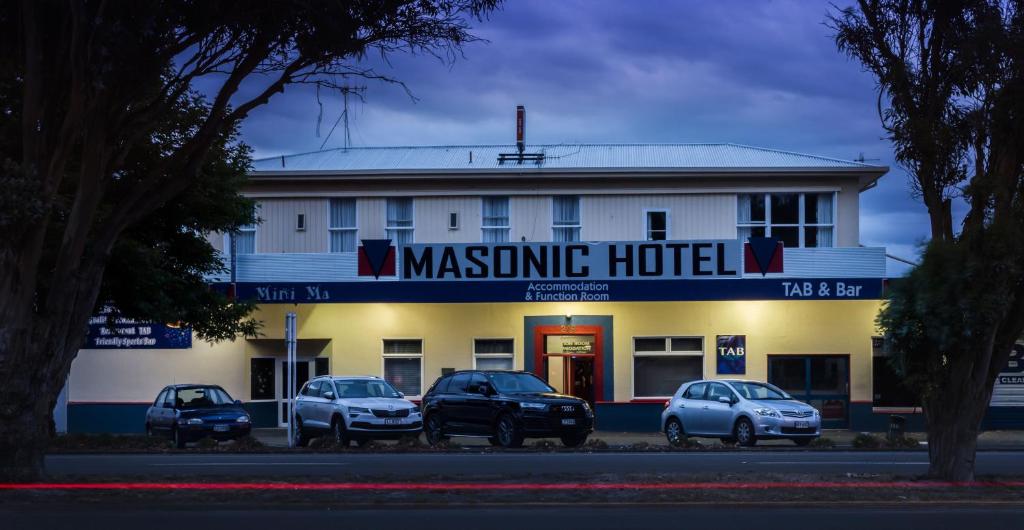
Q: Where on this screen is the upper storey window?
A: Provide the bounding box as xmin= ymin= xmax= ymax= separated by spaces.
xmin=737 ymin=193 xmax=834 ymax=248
xmin=329 ymin=198 xmax=357 ymax=252
xmin=482 ymin=196 xmax=510 ymax=243
xmin=386 ymin=198 xmax=414 ymax=247
xmin=646 ymin=210 xmax=668 ymax=241
xmin=552 ymin=195 xmax=581 ymax=242
xmin=235 ymin=223 xmax=256 ymax=254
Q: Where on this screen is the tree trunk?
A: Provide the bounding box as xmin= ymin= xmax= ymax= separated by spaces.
xmin=923 ymin=357 xmax=998 ymax=481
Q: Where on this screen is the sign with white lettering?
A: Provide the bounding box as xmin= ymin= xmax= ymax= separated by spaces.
xmin=991 ymin=343 xmax=1024 ymax=407
xmin=545 ymin=335 xmax=595 ymax=354
xmin=85 ymin=307 xmax=192 ymax=349
xmin=717 ymin=335 xmax=746 ymax=375
xmin=401 ymin=240 xmax=741 ymax=281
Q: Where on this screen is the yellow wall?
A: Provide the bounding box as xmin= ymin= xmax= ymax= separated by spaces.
xmin=69 ymin=299 xmax=882 ymax=403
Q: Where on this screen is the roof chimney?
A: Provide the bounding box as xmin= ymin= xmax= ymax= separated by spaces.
xmin=516 ymin=105 xmax=525 ymax=154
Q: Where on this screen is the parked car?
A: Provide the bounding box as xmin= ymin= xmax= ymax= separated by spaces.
xmin=292 ymin=376 xmax=422 ymax=447
xmin=661 ymin=379 xmax=820 ymax=447
xmin=145 ymin=384 xmax=251 ymax=448
xmin=421 ymin=370 xmax=594 ymax=448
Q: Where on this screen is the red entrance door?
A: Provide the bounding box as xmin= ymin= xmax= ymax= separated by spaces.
xmin=532 ymin=324 xmax=604 ymax=404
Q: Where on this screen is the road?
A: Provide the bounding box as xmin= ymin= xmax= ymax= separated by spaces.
xmin=3 ymin=505 xmax=1022 ymax=530
xmin=43 ymin=451 xmax=1024 ymax=477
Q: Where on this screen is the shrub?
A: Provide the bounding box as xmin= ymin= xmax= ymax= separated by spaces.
xmin=531 ymin=439 xmax=558 ymax=451
xmin=229 ymin=435 xmax=264 ymax=451
xmin=583 ymin=438 xmax=609 ymax=450
xmin=887 ymin=435 xmax=920 ymax=449
xmin=195 ymin=437 xmax=219 ymax=449
xmin=809 ymin=437 xmax=836 ymax=448
xmin=852 ymin=433 xmax=882 ymax=449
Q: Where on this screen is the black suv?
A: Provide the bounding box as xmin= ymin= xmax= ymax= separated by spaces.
xmin=421 ymin=370 xmax=594 ymax=448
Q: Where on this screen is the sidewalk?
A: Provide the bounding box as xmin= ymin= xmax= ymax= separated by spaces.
xmin=252 ymin=428 xmax=1024 ymax=449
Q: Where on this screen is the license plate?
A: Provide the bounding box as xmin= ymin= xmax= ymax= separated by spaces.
xmin=384 ymin=418 xmax=402 ymax=425
xmin=795 ymin=421 xmax=809 ymax=428
xmin=561 ymin=418 xmax=576 ymax=426
xmin=213 ymin=424 xmax=229 ymax=432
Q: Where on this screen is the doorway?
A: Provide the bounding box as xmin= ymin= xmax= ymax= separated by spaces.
xmin=767 ymin=355 xmax=850 ymax=428
xmin=278 ymin=357 xmax=329 ymax=427
xmin=533 ymin=328 xmax=602 ymax=406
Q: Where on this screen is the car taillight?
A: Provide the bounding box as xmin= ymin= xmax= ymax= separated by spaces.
xmin=663 ymin=400 xmax=671 ymax=410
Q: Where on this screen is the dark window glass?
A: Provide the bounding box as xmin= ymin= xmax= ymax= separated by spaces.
xmin=315 ymin=358 xmax=330 ymax=376
xmin=769 ymin=357 xmax=807 ymax=394
xmin=384 ymin=339 xmax=422 ymax=354
xmin=165 ymin=390 xmax=177 ymax=408
xmin=178 ymin=387 xmax=233 ymax=407
xmin=771 ymin=226 xmax=799 ymax=247
xmin=670 ymin=337 xmax=703 ymax=352
xmin=251 ymin=358 xmax=275 ymax=400
xmin=872 ymin=340 xmax=918 ymax=407
xmin=449 ymin=373 xmax=471 ymax=394
xmin=475 ymin=339 xmax=514 ymax=354
xmin=810 ymin=357 xmax=847 ymax=393
xmin=431 ymin=375 xmax=452 ymax=394
xmin=281 ymin=361 xmax=310 ymax=400
xmin=384 ymin=358 xmax=421 ymax=396
xmin=634 ymin=338 xmax=667 ymax=352
xmin=155 ymin=389 xmax=168 ymax=407
xmin=770 ymin=193 xmax=800 ymax=224
xmin=319 ymin=380 xmax=335 ymax=398
xmin=684 ymin=382 xmax=707 ymax=399
xmin=647 ymin=211 xmax=667 ymax=240
xmin=634 ymin=356 xmax=703 ymax=397
xmin=707 ymin=383 xmax=734 ymax=401
xmin=749 ymin=194 xmax=766 ymax=223
xmin=468 ymin=373 xmax=489 ymax=393
xmin=302 ymin=380 xmax=321 ymax=397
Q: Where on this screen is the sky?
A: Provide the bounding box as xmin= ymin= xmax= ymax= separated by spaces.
xmin=234 ymin=0 xmax=931 ymax=277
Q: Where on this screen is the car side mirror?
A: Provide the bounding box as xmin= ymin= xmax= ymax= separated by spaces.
xmin=323 ymin=391 xmax=335 ymax=400
xmin=718 ymin=396 xmax=733 ymax=405
xmin=234 ymin=400 xmax=242 ymax=406
xmin=397 ymin=392 xmax=405 ymax=398
xmin=477 ymin=384 xmax=492 ymax=396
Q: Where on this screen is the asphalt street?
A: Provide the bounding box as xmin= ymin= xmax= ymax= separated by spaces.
xmin=3 ymin=505 xmax=1023 ymax=530
xmin=43 ymin=451 xmax=1024 ymax=478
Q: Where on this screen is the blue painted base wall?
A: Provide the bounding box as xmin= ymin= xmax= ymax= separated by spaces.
xmin=67 ymin=401 xmax=279 ymax=434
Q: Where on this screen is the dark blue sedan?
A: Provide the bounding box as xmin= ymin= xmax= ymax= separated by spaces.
xmin=145 ymin=384 xmax=251 ymax=448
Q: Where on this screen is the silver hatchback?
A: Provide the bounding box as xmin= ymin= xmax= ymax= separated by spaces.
xmin=661 ymin=379 xmax=820 ymax=446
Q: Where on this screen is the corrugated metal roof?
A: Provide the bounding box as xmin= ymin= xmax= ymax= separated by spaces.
xmin=250 ymin=143 xmax=885 ymax=175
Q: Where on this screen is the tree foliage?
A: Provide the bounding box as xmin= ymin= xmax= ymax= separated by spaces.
xmin=0 ymin=0 xmax=500 ymax=480
xmin=831 ymin=0 xmax=1024 ymax=480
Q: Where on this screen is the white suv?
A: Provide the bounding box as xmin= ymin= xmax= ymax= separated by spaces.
xmin=293 ymin=376 xmax=422 ymax=447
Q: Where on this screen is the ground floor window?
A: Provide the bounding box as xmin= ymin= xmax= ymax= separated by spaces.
xmin=871 ymin=337 xmax=919 ymax=407
xmin=474 ymin=338 xmax=514 ymax=370
xmin=250 ymin=358 xmax=275 ymax=400
xmin=383 ymin=339 xmax=423 ymax=397
xmin=632 ymin=336 xmax=704 ymax=398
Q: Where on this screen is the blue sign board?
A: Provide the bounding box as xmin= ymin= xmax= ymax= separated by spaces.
xmin=85 ymin=310 xmax=192 ymax=349
xmin=717 ymin=335 xmax=746 ymax=375
xmin=222 ymin=277 xmax=883 ymax=304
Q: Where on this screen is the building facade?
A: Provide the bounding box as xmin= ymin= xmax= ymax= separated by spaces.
xmin=63 ymin=144 xmax=1024 ymax=433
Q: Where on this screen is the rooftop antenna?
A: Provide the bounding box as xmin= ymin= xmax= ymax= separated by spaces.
xmin=855 ymin=152 xmax=881 ymax=163
xmin=319 ymin=83 xmax=365 ymax=151
xmin=498 ymin=105 xmax=545 ymax=165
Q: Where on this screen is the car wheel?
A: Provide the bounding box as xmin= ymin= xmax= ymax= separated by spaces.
xmin=424 ymin=414 xmax=448 ymax=446
xmin=293 ymin=417 xmax=309 ymax=448
xmin=665 ymin=417 xmax=686 ymax=447
xmin=734 ymin=417 xmax=757 ymax=447
xmin=792 ymin=437 xmax=814 ymax=447
xmin=173 ymin=427 xmax=186 ymax=449
xmin=331 ymin=417 xmax=351 ymax=447
xmin=495 ymin=414 xmax=524 ymax=448
xmin=560 ymin=434 xmax=588 ymax=448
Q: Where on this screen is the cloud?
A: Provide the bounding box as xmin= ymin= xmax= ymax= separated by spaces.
xmin=227 ymin=0 xmax=928 ymax=275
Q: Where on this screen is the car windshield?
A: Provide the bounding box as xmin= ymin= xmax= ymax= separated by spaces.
xmin=729 ymin=382 xmax=791 ymax=400
xmin=177 ymin=387 xmax=233 ymax=407
xmin=333 ymin=379 xmax=402 ymax=399
xmin=487 ymin=372 xmax=555 ymax=393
